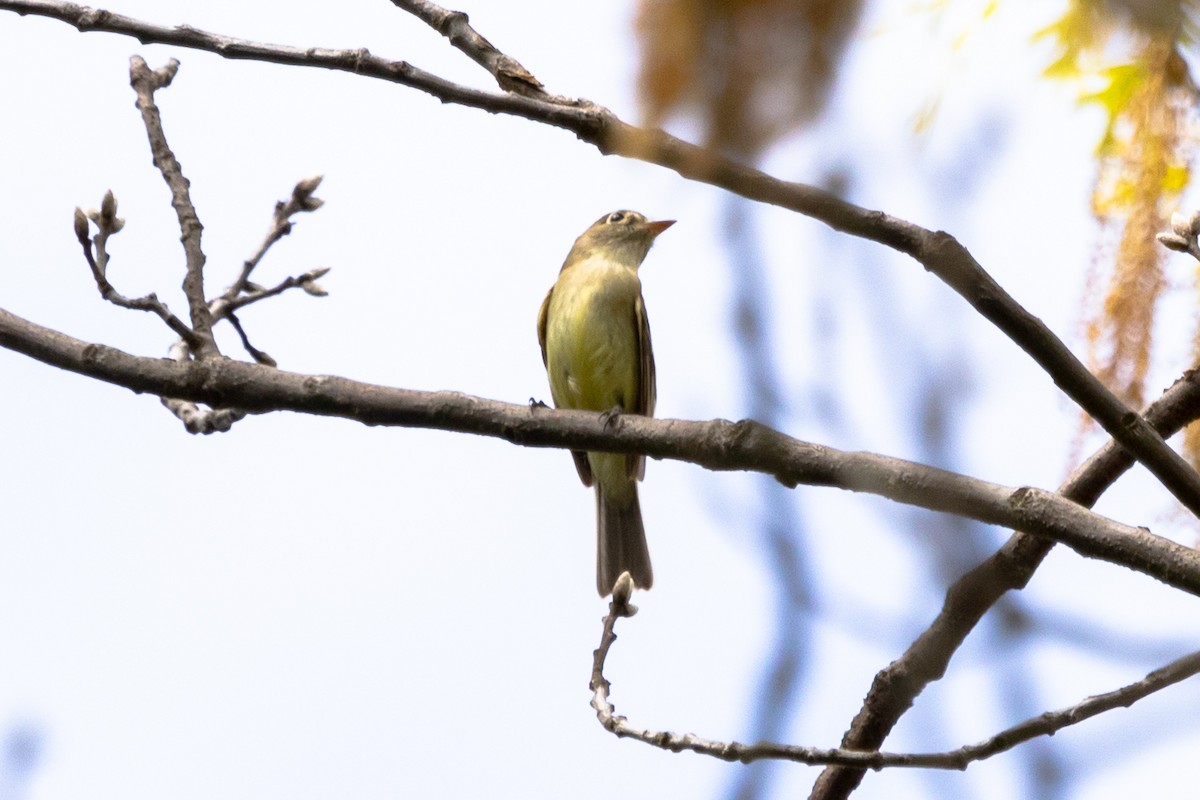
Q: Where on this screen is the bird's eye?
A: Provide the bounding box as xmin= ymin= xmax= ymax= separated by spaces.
xmin=607 ymin=212 xmax=625 ymax=224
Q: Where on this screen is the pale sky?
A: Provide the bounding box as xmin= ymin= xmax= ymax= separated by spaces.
xmin=2 ymin=2 xmax=1199 ymax=799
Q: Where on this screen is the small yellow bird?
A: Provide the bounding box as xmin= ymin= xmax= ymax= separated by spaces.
xmin=537 ymin=210 xmax=674 ymax=596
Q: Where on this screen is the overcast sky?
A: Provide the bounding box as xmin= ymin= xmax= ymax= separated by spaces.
xmin=3 ymin=2 xmax=1200 ymax=799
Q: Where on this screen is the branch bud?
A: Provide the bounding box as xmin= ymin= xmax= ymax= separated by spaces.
xmin=293 ymin=175 xmax=325 ymax=212
xmin=1158 ymin=232 xmax=1191 ymax=253
xmin=73 ymin=207 xmax=90 ymax=244
xmin=100 ymin=190 xmax=117 ymax=224
xmin=91 ymin=190 xmax=125 ymax=234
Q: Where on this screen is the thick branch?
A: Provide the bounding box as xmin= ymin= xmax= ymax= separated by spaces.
xmin=4 ymin=0 xmax=1198 ymax=519
xmin=2 ymin=305 xmax=1200 ymax=597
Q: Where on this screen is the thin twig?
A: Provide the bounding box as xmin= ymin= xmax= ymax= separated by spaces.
xmin=225 ymin=311 xmax=275 ymax=367
xmin=128 ymin=55 xmax=218 ymax=359
xmin=223 ymin=267 xmax=331 ymax=315
xmin=221 ymin=176 xmax=325 ymax=303
xmin=5 ymin=0 xmax=1199 ymax=519
xmin=941 ymin=649 xmax=1200 ymax=766
xmin=386 ymin=0 xmax=544 ymax=94
xmin=591 ymin=597 xmax=1200 ymax=770
xmin=159 ymin=177 xmax=329 ymax=432
xmin=204 ymin=176 xmax=328 ymax=369
xmin=73 ymin=201 xmax=200 ymax=347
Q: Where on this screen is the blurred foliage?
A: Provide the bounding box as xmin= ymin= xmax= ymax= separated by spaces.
xmin=1039 ymin=2 xmax=1199 ymax=457
xmin=632 ymin=0 xmax=1200 ymax=464
xmin=634 ymin=0 xmax=865 ymax=154
xmin=1083 ymin=38 xmax=1191 ymax=407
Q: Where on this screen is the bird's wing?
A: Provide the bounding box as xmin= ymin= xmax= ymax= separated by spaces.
xmin=536 ymin=286 xmax=553 ymax=367
xmin=631 ymin=292 xmax=656 ymax=480
xmin=537 ymin=283 xmax=594 ymax=487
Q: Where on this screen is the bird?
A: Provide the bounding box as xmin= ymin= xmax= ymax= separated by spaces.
xmin=537 ymin=210 xmax=674 ymax=596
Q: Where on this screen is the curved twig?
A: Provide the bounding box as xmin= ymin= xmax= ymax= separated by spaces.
xmin=591 ymin=596 xmax=1200 ymax=771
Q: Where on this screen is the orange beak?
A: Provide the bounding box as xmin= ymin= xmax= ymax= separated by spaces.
xmin=645 ymin=219 xmax=676 ymax=237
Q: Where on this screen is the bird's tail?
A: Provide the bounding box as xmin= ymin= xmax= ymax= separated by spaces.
xmin=596 ymin=484 xmax=653 ymax=596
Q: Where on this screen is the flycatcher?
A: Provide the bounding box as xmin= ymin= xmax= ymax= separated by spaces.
xmin=537 ymin=210 xmax=674 ymax=596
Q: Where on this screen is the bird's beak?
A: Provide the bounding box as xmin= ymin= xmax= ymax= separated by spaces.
xmin=645 ymin=219 xmax=675 ymax=237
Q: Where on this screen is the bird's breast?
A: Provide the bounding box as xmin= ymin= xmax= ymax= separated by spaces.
xmin=545 ymin=260 xmax=642 ymax=413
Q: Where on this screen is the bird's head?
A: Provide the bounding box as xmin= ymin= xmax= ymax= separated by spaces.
xmin=568 ymin=210 xmax=675 ymax=267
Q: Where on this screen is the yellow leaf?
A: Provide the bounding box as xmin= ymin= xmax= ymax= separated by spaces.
xmin=1163 ymin=163 xmax=1190 ymax=194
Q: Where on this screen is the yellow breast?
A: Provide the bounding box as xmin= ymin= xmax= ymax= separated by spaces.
xmin=544 ymin=257 xmax=642 ymax=414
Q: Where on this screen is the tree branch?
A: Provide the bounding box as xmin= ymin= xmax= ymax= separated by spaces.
xmin=220 ymin=175 xmax=325 ymax=303
xmin=73 ymin=197 xmax=200 ymax=347
xmin=810 ymin=365 xmax=1200 ymax=799
xmin=591 ymin=593 xmax=1200 ymax=770
xmin=1 ymin=305 xmax=1199 ymax=597
xmin=127 ymin=55 xmax=218 ymax=358
xmin=4 ymin=0 xmax=1199 ymax=520
xmin=385 ymin=0 xmax=544 ymax=94
xmin=160 ymin=177 xmax=330 ymax=433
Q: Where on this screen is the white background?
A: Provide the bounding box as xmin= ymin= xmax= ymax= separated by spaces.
xmin=2 ymin=2 xmax=1199 ymax=799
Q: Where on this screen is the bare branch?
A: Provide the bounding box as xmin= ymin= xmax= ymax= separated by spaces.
xmin=940 ymin=649 xmax=1200 ymax=766
xmin=811 ymin=365 xmax=1200 ymax=799
xmin=73 ymin=199 xmax=200 ymax=346
xmin=225 ymin=311 xmax=275 ymax=367
xmin=592 ymin=597 xmax=1200 ymax=770
xmin=0 ymin=1 xmax=560 ymax=117
xmin=128 ymin=55 xmax=218 ymax=358
xmin=158 ymin=340 xmax=248 ymax=434
xmin=200 ymin=176 xmax=329 ymax=369
xmin=158 ymin=177 xmax=329 ymax=431
xmin=387 ymin=0 xmax=544 ymax=94
xmin=224 ymin=267 xmax=332 ymax=313
xmin=1 ymin=305 xmax=1199 ymax=596
xmin=4 ymin=2 xmax=1198 ymax=522
xmin=222 ymin=176 xmax=325 ymax=302
xmin=159 ymin=397 xmax=248 ymax=434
